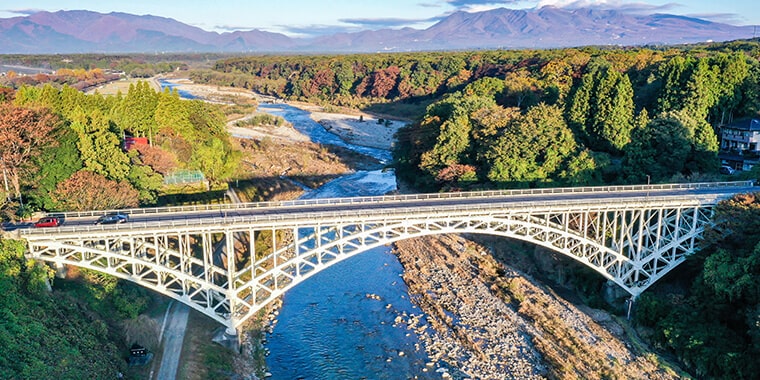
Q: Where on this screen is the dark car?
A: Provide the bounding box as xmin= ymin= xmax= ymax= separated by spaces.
xmin=95 ymin=213 xmax=130 ymax=225
xmin=34 ymin=216 xmax=62 ymax=228
xmin=720 ymin=165 xmax=736 ymax=175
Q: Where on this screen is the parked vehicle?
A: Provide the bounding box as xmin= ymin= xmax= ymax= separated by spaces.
xmin=95 ymin=213 xmax=130 ymax=225
xmin=720 ymin=165 xmax=736 ymax=175
xmin=34 ymin=216 xmax=62 ymax=228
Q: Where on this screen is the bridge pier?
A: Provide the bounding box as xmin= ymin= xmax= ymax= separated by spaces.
xmin=602 ymin=280 xmax=629 ymax=305
xmin=212 ymin=326 xmax=240 ymax=353
xmin=54 ymin=262 xmax=67 ymax=279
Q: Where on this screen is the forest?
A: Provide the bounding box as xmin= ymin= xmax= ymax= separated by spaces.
xmin=195 ymin=41 xmax=760 ymax=191
xmin=0 ymin=80 xmax=240 ymax=217
xmin=192 ymin=40 xmax=760 ymax=379
xmin=1 ymin=39 xmax=760 ymax=378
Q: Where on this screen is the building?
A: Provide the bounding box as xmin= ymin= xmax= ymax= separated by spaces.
xmin=719 ymin=118 xmax=760 ymax=171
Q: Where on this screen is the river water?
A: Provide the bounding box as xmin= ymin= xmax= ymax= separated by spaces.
xmin=257 ymin=104 xmax=434 ymax=379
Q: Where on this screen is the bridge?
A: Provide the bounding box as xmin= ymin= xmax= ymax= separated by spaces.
xmin=13 ymin=181 xmax=755 ymax=334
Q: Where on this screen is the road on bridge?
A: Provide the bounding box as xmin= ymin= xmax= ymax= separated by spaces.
xmin=12 ymin=182 xmax=756 ymax=235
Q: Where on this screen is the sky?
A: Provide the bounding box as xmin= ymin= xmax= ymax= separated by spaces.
xmin=1 ymin=0 xmax=759 ymax=37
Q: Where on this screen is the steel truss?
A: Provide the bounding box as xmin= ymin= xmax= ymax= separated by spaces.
xmin=24 ymin=197 xmax=718 ymax=331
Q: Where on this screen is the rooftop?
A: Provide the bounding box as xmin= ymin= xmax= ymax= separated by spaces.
xmin=724 ymin=118 xmax=760 ymax=131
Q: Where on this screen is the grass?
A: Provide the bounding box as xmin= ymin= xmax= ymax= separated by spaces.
xmin=177 ymin=310 xmax=235 ymax=380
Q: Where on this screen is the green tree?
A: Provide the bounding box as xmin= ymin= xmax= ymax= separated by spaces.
xmin=71 ymin=109 xmax=131 ymax=181
xmin=485 ymin=103 xmax=577 ymax=186
xmin=190 ymin=137 xmax=241 ymax=183
xmin=113 ymin=80 xmax=158 ymax=141
xmin=26 ymin=128 xmax=83 ymax=210
xmin=418 ymin=93 xmax=495 ymax=176
xmin=622 ymin=116 xmax=691 ymax=183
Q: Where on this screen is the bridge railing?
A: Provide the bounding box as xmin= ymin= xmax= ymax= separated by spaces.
xmin=40 ymin=180 xmax=753 ymax=221
xmin=21 ymin=191 xmax=737 ymax=237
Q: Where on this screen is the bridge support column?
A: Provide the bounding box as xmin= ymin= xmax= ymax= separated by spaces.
xmin=602 ymin=280 xmax=628 ymax=305
xmin=212 ymin=326 xmax=240 ymax=353
xmin=54 ymin=262 xmax=67 ymax=279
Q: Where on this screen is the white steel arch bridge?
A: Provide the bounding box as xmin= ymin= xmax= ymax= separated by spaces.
xmin=13 ymin=181 xmax=755 ymax=334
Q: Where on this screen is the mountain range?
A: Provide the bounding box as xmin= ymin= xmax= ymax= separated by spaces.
xmin=0 ymin=7 xmax=757 ymax=54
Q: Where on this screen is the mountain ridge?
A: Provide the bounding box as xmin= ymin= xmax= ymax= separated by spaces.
xmin=0 ymin=7 xmax=756 ymax=53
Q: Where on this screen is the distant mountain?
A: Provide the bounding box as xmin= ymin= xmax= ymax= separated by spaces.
xmin=0 ymin=7 xmax=756 ymax=54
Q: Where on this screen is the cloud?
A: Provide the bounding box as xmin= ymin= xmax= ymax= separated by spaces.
xmin=213 ymin=24 xmax=262 ymax=32
xmin=275 ymin=24 xmax=364 ymax=38
xmin=339 ymin=16 xmax=444 ymax=29
xmin=685 ymin=13 xmax=746 ymax=25
xmin=536 ymin=1 xmax=680 ymax=13
xmin=1 ymin=8 xmax=44 ymax=16
xmin=417 ymin=2 xmax=443 ymax=7
xmin=444 ymin=0 xmax=522 ymax=6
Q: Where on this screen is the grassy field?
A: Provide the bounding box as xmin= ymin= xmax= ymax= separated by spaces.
xmin=88 ymin=77 xmax=161 ymax=96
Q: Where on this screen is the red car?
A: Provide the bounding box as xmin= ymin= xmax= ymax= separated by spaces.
xmin=34 ymin=216 xmax=61 ymax=228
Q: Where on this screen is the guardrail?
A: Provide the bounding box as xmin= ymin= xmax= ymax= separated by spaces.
xmin=20 ymin=191 xmax=734 ymax=237
xmin=38 ymin=180 xmax=754 ymax=221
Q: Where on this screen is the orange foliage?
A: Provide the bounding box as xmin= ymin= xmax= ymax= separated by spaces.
xmin=134 ymin=144 xmax=178 ymax=175
xmin=52 ymin=171 xmax=139 ymax=211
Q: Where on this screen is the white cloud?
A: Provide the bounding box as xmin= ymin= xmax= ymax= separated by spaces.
xmin=537 ymin=0 xmax=617 ymax=7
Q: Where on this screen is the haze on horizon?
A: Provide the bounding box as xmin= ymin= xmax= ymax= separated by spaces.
xmin=1 ymin=0 xmax=759 ymax=37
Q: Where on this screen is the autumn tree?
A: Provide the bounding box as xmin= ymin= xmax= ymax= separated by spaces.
xmin=0 ymin=103 xmax=60 ymax=205
xmin=51 ymin=170 xmax=139 ymax=211
xmin=502 ymin=69 xmax=540 ymax=109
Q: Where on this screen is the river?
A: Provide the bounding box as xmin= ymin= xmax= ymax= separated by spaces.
xmin=258 ymin=103 xmax=434 ymax=379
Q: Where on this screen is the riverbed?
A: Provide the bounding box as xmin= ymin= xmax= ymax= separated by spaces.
xmin=258 ymin=103 xmax=436 ymax=379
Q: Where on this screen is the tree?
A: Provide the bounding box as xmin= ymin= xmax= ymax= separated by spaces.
xmin=190 ymin=138 xmax=240 ymax=183
xmin=418 ymin=93 xmax=495 ymax=176
xmin=502 ymin=69 xmax=540 ymax=109
xmin=622 ymin=116 xmax=692 ymax=182
xmin=0 ymin=104 xmax=60 ymax=205
xmin=588 ymin=69 xmax=634 ymax=152
xmin=71 ymin=109 xmax=131 ymax=181
xmin=567 ymin=61 xmax=634 ymax=153
xmin=26 ymin=128 xmax=83 ymax=210
xmin=485 ymin=103 xmax=577 ymax=185
xmin=113 ymin=81 xmax=158 ymax=140
xmin=51 ymin=170 xmax=139 ymax=211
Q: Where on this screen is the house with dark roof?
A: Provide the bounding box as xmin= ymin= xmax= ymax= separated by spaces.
xmin=719 ymin=118 xmax=760 ymax=171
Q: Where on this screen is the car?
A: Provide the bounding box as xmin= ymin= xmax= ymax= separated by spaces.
xmin=720 ymin=165 xmax=736 ymax=175
xmin=95 ymin=213 xmax=130 ymax=225
xmin=34 ymin=216 xmax=62 ymax=228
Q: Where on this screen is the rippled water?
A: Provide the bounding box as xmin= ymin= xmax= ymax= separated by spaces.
xmin=158 ymin=79 xmax=198 ymax=99
xmin=260 ymin=104 xmax=433 ymax=379
xmin=160 ymin=83 xmax=434 ymax=378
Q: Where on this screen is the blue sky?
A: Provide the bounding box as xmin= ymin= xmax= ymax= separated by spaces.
xmin=1 ymin=0 xmax=759 ymax=37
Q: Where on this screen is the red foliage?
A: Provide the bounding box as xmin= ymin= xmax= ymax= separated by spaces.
xmin=52 ymin=170 xmax=139 ymax=211
xmin=436 ymin=164 xmax=477 ymax=183
xmin=134 ymin=144 xmax=178 ymax=175
xmin=369 ymin=66 xmax=401 ymax=99
xmin=0 ymin=103 xmax=60 ymax=199
xmin=0 ymin=87 xmax=13 ymax=103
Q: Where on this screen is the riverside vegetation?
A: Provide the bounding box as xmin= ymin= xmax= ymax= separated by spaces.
xmin=1 ymin=38 xmax=760 ymax=379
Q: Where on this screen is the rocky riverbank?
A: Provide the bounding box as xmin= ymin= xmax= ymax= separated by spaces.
xmin=393 ymin=234 xmax=680 ymax=379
